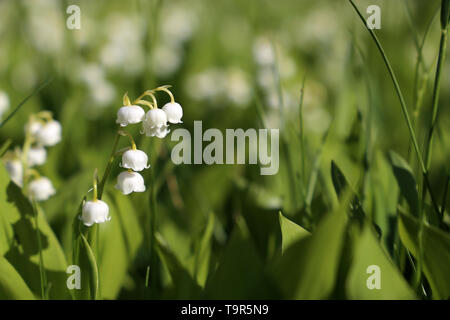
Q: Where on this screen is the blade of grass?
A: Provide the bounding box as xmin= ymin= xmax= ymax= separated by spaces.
xmin=0 ymin=77 xmax=53 ymax=129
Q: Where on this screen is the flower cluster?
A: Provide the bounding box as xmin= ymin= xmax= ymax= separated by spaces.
xmin=2 ymin=111 xmax=62 ymax=201
xmin=81 ymin=85 xmax=183 ymax=227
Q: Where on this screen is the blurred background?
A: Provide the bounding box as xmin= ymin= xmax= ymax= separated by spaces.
xmin=0 ymin=0 xmax=449 ymax=299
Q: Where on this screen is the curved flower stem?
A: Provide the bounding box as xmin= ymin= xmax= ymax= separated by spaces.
xmin=97 ymin=131 xmax=121 ymax=200
xmin=118 ymin=130 xmax=137 ymax=150
xmin=155 ymin=86 xmax=175 ymax=103
xmin=134 ymin=99 xmax=155 ymax=110
xmin=134 ymin=91 xmax=158 ymax=108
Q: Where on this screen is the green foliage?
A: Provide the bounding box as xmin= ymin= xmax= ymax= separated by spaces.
xmin=398 ymin=211 xmax=450 ymax=299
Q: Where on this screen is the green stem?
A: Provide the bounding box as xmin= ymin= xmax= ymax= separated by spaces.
xmin=415 ymin=24 xmax=448 ymax=293
xmin=423 ymin=28 xmax=447 ymax=171
xmin=348 ymin=0 xmax=426 ymax=174
xmin=33 ymin=201 xmax=48 ymax=299
xmin=97 ymin=131 xmax=121 ymax=199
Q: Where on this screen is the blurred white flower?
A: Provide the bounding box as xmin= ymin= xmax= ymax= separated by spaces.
xmin=152 ymin=43 xmax=183 ymax=78
xmin=115 ymin=171 xmax=146 ymax=195
xmin=121 ymin=149 xmax=150 ymax=172
xmin=116 ymin=105 xmax=145 ymax=127
xmin=225 ymin=69 xmax=251 ymax=107
xmin=81 ymin=200 xmax=111 ymax=227
xmin=162 ymin=102 xmax=183 ymax=124
xmin=35 ymin=120 xmax=62 ymax=147
xmin=25 ymin=1 xmax=64 ymax=54
xmin=4 ymin=159 xmax=23 ymax=187
xmin=142 ymin=109 xmax=169 ymax=138
xmin=100 ymin=15 xmax=145 ymax=75
xmin=27 ymin=146 xmax=47 ymax=167
xmin=28 ymin=177 xmax=55 ymax=201
xmin=160 ymin=6 xmax=196 ymax=46
xmin=89 ymin=80 xmax=116 ymax=108
xmin=0 ymin=91 xmax=10 ymax=118
xmin=186 ymin=68 xmax=227 ymax=102
xmin=253 ymin=37 xmax=275 ymax=66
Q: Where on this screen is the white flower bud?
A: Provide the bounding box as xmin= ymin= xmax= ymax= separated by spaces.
xmin=115 ymin=171 xmax=146 ymax=195
xmin=81 ymin=200 xmax=111 ymax=227
xmin=27 ymin=146 xmax=47 ymax=167
xmin=28 ymin=177 xmax=55 ymax=201
xmin=162 ymin=102 xmax=183 ymax=124
xmin=121 ymin=149 xmax=150 ymax=171
xmin=5 ymin=159 xmax=23 ymax=187
xmin=116 ymin=105 xmax=145 ymax=127
xmin=35 ymin=120 xmax=62 ymax=147
xmin=142 ymin=109 xmax=170 ymax=138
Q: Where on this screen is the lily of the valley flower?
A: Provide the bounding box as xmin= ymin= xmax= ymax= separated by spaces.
xmin=28 ymin=176 xmax=55 ymax=201
xmin=142 ymin=108 xmax=170 ymax=138
xmin=162 ymin=102 xmax=183 ymax=123
xmin=115 ymin=171 xmax=146 ymax=195
xmin=116 ymin=105 xmax=145 ymax=127
xmin=35 ymin=120 xmax=62 ymax=146
xmin=4 ymin=159 xmax=23 ymax=187
xmin=81 ymin=200 xmax=111 ymax=227
xmin=27 ymin=146 xmax=47 ymax=167
xmin=121 ymin=149 xmax=150 ymax=171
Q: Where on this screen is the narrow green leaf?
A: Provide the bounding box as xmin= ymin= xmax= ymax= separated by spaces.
xmin=398 ymin=210 xmax=450 ymax=299
xmin=0 ymin=257 xmax=35 ymax=300
xmin=389 ymin=151 xmax=419 ymax=217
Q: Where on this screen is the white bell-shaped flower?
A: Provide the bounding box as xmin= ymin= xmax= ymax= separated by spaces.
xmin=28 ymin=177 xmax=55 ymax=201
xmin=81 ymin=200 xmax=111 ymax=227
xmin=27 ymin=146 xmax=47 ymax=167
xmin=35 ymin=120 xmax=62 ymax=147
xmin=115 ymin=171 xmax=146 ymax=195
xmin=162 ymin=102 xmax=183 ymax=124
xmin=26 ymin=120 xmax=43 ymax=137
xmin=5 ymin=159 xmax=23 ymax=187
xmin=142 ymin=108 xmax=170 ymax=138
xmin=116 ymin=105 xmax=145 ymax=127
xmin=121 ymin=149 xmax=150 ymax=171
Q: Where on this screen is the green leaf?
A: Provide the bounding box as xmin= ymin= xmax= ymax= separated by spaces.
xmin=204 ymin=223 xmax=278 ymax=299
xmin=346 ymin=225 xmax=416 ymax=299
xmin=270 ymin=205 xmax=347 ymax=299
xmin=389 ymin=151 xmax=419 ymax=217
xmin=1 ymin=165 xmax=70 ymax=299
xmin=79 ymin=232 xmax=99 ymax=300
xmin=278 ymin=211 xmax=310 ymax=253
xmin=194 ymin=213 xmax=214 ymax=287
xmin=398 ymin=211 xmax=450 ymax=299
xmin=155 ymin=233 xmax=202 ymax=299
xmin=0 ymin=164 xmax=17 ymax=256
xmin=331 ymin=161 xmax=365 ymax=222
xmin=0 ymin=257 xmax=35 ymax=299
